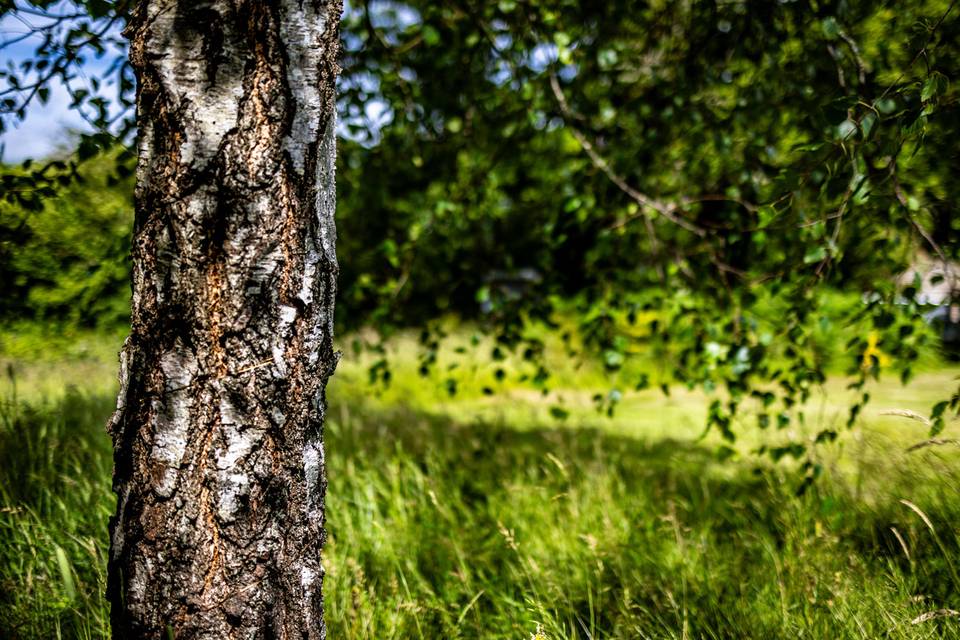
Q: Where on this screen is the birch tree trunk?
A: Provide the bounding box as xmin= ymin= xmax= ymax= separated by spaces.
xmin=107 ymin=2 xmax=342 ymax=637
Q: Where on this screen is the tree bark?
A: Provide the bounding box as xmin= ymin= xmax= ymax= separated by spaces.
xmin=107 ymin=1 xmax=342 ymax=637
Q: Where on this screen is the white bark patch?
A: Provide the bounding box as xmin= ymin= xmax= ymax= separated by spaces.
xmin=151 ymin=345 xmax=198 ymax=497
xmin=301 ymin=566 xmax=315 ymax=589
xmin=146 ymin=3 xmax=244 ymax=169
xmin=273 ymin=298 xmax=299 ymax=377
xmin=306 ymin=308 xmax=329 ymax=367
xmin=126 ymin=555 xmax=153 ymax=609
xmin=216 ymin=426 xmax=255 ymax=471
xmin=109 ymin=337 xmax=132 ymax=436
xmin=153 ymin=224 xmax=175 ymax=305
xmin=136 ymin=118 xmax=154 ymax=179
xmin=315 ymin=116 xmax=339 ymax=267
xmin=215 ymin=394 xmax=261 ymax=521
xmin=109 ymin=484 xmax=131 ymax=563
xmin=279 ymin=304 xmax=298 ymax=324
xmin=303 ymin=441 xmax=324 ymax=517
xmin=217 ymin=472 xmax=250 ymax=522
xmin=300 ymin=433 xmax=324 ymax=627
xmin=297 ymin=253 xmax=317 ymax=307
xmin=244 ymin=247 xmax=283 ymax=299
xmin=272 ymin=344 xmax=288 ymax=377
xmin=279 ymin=2 xmax=331 ymax=174
xmin=301 ymin=564 xmax=318 ymax=623
xmin=307 ymin=117 xmax=339 ymax=368
xmin=217 ymin=393 xmax=240 ymax=428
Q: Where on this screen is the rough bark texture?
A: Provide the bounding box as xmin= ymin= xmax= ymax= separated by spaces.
xmin=108 ymin=1 xmax=341 ymax=637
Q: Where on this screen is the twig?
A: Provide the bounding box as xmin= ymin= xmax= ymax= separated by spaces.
xmin=906 ymin=438 xmax=960 ymax=453
xmin=233 ymin=359 xmax=274 ymax=375
xmin=912 ymin=609 xmax=960 ymax=625
xmin=881 ymin=409 xmax=931 ymax=425
xmin=549 ymin=72 xmax=707 ymax=237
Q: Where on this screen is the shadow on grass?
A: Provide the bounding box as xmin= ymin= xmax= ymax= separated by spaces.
xmin=325 ymin=395 xmax=960 ymax=639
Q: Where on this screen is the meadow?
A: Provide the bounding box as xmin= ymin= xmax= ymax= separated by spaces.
xmin=1 ymin=329 xmax=959 ymax=639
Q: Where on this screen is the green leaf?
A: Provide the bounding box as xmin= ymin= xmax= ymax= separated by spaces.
xmin=55 ymin=546 xmax=76 ymax=601
xmin=635 ymin=373 xmax=650 ymax=391
xmin=757 ymin=205 xmax=778 ymax=227
xmin=860 ymin=113 xmax=876 ymax=139
xmin=381 ymin=239 xmax=399 ymax=268
xmin=821 ymin=17 xmax=840 ymax=40
xmin=803 ymin=246 xmax=827 ymax=265
xmin=930 ymin=400 xmax=949 ymax=436
xmin=445 ymin=117 xmax=463 ymax=134
xmin=422 ymin=25 xmax=441 ymax=47
xmin=603 ymin=349 xmax=624 ymax=371
xmin=921 ymin=71 xmax=948 ymax=102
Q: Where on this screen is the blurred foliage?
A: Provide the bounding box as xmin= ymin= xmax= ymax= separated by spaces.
xmin=0 ymin=152 xmax=131 ymax=327
xmin=2 ymin=0 xmax=960 ymax=448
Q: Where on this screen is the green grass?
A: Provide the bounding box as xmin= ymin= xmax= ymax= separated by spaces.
xmin=1 ymin=339 xmax=959 ymax=638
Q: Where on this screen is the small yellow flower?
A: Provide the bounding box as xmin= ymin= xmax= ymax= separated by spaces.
xmin=529 ymin=623 xmax=548 ymax=640
xmin=861 ymin=331 xmax=891 ymax=369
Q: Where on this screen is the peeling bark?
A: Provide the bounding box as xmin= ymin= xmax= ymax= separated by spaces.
xmin=108 ymin=2 xmax=342 ymax=637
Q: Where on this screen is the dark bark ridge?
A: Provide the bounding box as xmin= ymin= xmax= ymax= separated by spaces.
xmin=108 ymin=1 xmax=342 ymax=637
